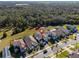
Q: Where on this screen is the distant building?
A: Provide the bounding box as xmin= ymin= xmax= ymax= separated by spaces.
xmin=16 ymin=4 xmax=29 ymax=6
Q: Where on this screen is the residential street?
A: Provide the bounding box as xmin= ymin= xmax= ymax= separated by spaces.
xmin=27 ymin=34 xmax=79 ymax=58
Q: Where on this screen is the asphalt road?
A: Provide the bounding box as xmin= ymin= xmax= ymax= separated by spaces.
xmin=26 ymin=33 xmax=79 ymax=58
xmin=31 ymin=38 xmax=79 ymax=58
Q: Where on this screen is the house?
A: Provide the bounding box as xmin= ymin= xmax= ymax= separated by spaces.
xmin=47 ymin=29 xmax=57 ymax=43
xmin=64 ymin=29 xmax=70 ymax=36
xmin=33 ymin=32 xmax=48 ymax=48
xmin=49 ymin=29 xmax=60 ymax=43
xmin=2 ymin=46 xmax=11 ymax=58
xmin=9 ymin=39 xmax=26 ymax=58
xmin=33 ymin=32 xmax=43 ymax=42
xmin=48 ymin=27 xmax=68 ymax=43
xmin=42 ymin=32 xmax=51 ymax=43
xmin=29 ymin=35 xmax=38 ymax=44
xmin=55 ymin=27 xmax=68 ymax=38
xmin=66 ymin=25 xmax=78 ymax=33
xmin=18 ymin=39 xmax=26 ymax=58
xmin=23 ymin=36 xmax=38 ymax=52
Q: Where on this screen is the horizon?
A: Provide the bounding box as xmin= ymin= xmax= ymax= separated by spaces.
xmin=0 ymin=0 xmax=79 ymax=2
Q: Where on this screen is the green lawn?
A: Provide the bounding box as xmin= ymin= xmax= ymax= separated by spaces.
xmin=63 ymin=25 xmax=79 ymax=31
xmin=0 ymin=32 xmax=3 ymax=36
xmin=63 ymin=24 xmax=67 ymax=29
xmin=46 ymin=26 xmax=56 ymax=30
xmin=69 ymin=47 xmax=75 ymax=51
xmin=56 ymin=51 xmax=69 ymax=58
xmin=74 ymin=42 xmax=79 ymax=49
xmin=68 ymin=34 xmax=76 ymax=40
xmin=76 ymin=25 xmax=79 ymax=31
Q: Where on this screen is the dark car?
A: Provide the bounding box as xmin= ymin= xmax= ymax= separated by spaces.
xmin=43 ymin=50 xmax=48 ymax=54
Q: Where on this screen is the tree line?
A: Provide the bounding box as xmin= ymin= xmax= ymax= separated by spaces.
xmin=0 ymin=5 xmax=79 ymax=30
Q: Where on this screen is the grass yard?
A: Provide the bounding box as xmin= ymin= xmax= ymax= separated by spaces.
xmin=63 ymin=24 xmax=67 ymax=29
xmin=68 ymin=34 xmax=75 ymax=40
xmin=56 ymin=51 xmax=69 ymax=58
xmin=69 ymin=42 xmax=79 ymax=52
xmin=69 ymin=47 xmax=75 ymax=51
xmin=76 ymin=25 xmax=79 ymax=31
xmin=46 ymin=26 xmax=56 ymax=30
xmin=0 ymin=32 xmax=3 ymax=36
xmin=74 ymin=42 xmax=79 ymax=49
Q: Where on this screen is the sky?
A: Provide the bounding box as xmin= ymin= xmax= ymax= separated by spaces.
xmin=0 ymin=0 xmax=79 ymax=1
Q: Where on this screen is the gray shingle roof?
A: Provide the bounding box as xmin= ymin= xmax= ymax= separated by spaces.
xmin=34 ymin=32 xmax=42 ymax=40
xmin=23 ymin=36 xmax=38 ymax=49
xmin=23 ymin=36 xmax=33 ymax=49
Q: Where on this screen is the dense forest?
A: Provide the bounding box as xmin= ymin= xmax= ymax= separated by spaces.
xmin=0 ymin=1 xmax=79 ymax=31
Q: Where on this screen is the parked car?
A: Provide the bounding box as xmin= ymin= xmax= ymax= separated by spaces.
xmin=43 ymin=49 xmax=48 ymax=54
